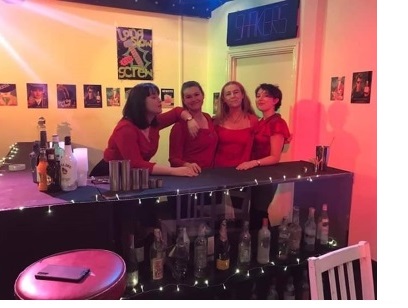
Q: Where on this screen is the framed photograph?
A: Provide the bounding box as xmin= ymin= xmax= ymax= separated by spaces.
xmin=84 ymin=84 xmax=102 ymax=108
xmin=27 ymin=83 xmax=48 ymax=108
xmin=213 ymin=92 xmax=220 ymax=114
xmin=330 ymin=76 xmax=345 ymax=101
xmin=351 ymin=71 xmax=372 ymax=104
xmin=106 ymin=87 xmax=121 ymax=106
xmin=0 ymin=83 xmax=18 ymax=106
xmin=161 ymin=88 xmax=174 ymax=108
xmin=57 ymin=84 xmax=77 ymax=108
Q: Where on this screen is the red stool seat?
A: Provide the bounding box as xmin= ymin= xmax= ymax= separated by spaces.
xmin=14 ymin=249 xmax=126 ymax=300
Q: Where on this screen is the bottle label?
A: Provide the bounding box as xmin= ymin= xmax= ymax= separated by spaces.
xmin=151 ymin=257 xmax=164 ymax=280
xmin=216 ymin=258 xmax=230 ymax=270
xmin=239 ymin=247 xmax=251 ymax=263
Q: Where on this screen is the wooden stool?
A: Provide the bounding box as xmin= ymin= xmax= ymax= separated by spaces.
xmin=14 ymin=249 xmax=126 ymax=300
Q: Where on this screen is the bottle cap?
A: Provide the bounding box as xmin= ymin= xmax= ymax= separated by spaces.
xmin=52 ymin=134 xmax=59 ymax=142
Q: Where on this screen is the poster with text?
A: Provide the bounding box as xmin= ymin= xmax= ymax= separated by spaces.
xmin=117 ymin=27 xmax=153 ymax=80
xmin=27 ymin=83 xmax=48 ymax=108
xmin=106 ymin=87 xmax=121 ymax=106
xmin=0 ymin=83 xmax=18 ymax=106
xmin=84 ymin=84 xmax=102 ymax=108
xmin=161 ymin=88 xmax=174 ymax=108
xmin=57 ymin=84 xmax=77 ymax=108
xmin=351 ymin=71 xmax=372 ymax=104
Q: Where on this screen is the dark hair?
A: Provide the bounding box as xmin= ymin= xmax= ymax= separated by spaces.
xmin=122 ymin=83 xmax=159 ymax=129
xmin=255 ymin=83 xmax=282 ymax=111
xmin=181 ymin=81 xmax=205 ymax=108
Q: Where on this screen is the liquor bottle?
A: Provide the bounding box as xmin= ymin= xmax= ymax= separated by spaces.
xmin=283 ymin=275 xmax=296 ymax=300
xmin=37 ymin=117 xmax=47 ymax=149
xmin=126 ymin=233 xmax=139 ymax=290
xmin=237 ymin=220 xmax=251 ymax=270
xmin=171 ymin=227 xmax=189 ymax=281
xmin=29 ymin=141 xmax=40 ymax=183
xmin=194 ymin=223 xmax=208 ymax=278
xmin=288 ymin=206 xmax=302 ymax=255
xmin=364 ymin=80 xmax=370 ymax=97
xmin=150 ymin=228 xmax=165 ymax=281
xmin=96 ymin=91 xmax=101 ymax=103
xmin=46 ymin=148 xmax=61 ymax=192
xmin=37 ymin=148 xmax=48 ymax=192
xmin=300 ymin=269 xmax=310 ymax=300
xmin=205 ymin=223 xmax=215 ymax=262
xmin=257 ymin=218 xmax=271 ymax=264
xmin=216 ymin=219 xmax=230 ymax=271
xmin=60 ymin=136 xmax=78 ymax=191
xmin=317 ymin=204 xmax=329 ymax=245
xmin=303 ymin=207 xmax=317 ymax=252
xmin=277 ymin=216 xmax=290 ymax=260
xmin=181 ymin=226 xmax=190 ymax=261
xmin=51 ymin=134 xmax=64 ymax=162
xmin=134 ymin=221 xmax=147 ymax=269
xmin=266 ymin=278 xmax=279 ymax=300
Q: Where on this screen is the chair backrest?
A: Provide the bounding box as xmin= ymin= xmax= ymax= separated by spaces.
xmin=308 ymin=241 xmax=375 ymax=300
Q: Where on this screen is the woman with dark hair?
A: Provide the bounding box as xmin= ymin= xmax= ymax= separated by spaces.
xmin=104 ymin=82 xmax=199 ymax=177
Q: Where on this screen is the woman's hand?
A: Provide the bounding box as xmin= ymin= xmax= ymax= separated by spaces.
xmin=184 ymin=162 xmax=201 ymax=174
xmin=187 ymin=118 xmax=199 ymax=138
xmin=172 ymin=166 xmax=199 ymax=177
xmin=236 ymin=160 xmax=258 ymax=171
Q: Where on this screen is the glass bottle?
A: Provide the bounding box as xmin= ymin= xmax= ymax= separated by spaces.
xmin=126 ymin=233 xmax=139 ymax=290
xmin=37 ymin=117 xmax=47 ymax=149
xmin=205 ymin=222 xmax=215 ymax=262
xmin=181 ymin=226 xmax=190 ymax=261
xmin=37 ymin=148 xmax=48 ymax=192
xmin=283 ymin=275 xmax=296 ymax=300
xmin=194 ymin=223 xmax=208 ymax=278
xmin=303 ymin=207 xmax=317 ymax=252
xmin=277 ymin=216 xmax=290 ymax=260
xmin=150 ymin=228 xmax=165 ymax=281
xmin=60 ymin=136 xmax=78 ymax=191
xmin=171 ymin=227 xmax=189 ymax=281
xmin=237 ymin=220 xmax=251 ymax=270
xmin=46 ymin=148 xmax=61 ymax=192
xmin=288 ymin=206 xmax=302 ymax=255
xmin=216 ymin=219 xmax=230 ymax=271
xmin=29 ymin=141 xmax=40 ymax=183
xmin=364 ymin=80 xmax=370 ymax=97
xmin=317 ymin=204 xmax=329 ymax=245
xmin=257 ymin=218 xmax=271 ymax=264
xmin=51 ymin=134 xmax=64 ymax=162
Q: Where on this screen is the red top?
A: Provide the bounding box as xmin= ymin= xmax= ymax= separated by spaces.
xmin=252 ymin=113 xmax=291 ymax=159
xmin=214 ymin=114 xmax=258 ymax=167
xmin=103 ymin=107 xmax=183 ymax=173
xmin=169 ymin=113 xmax=218 ymax=169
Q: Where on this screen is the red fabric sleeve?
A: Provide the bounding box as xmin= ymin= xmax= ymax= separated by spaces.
xmin=157 ymin=106 xmax=183 ymax=130
xmin=169 ymin=122 xmax=188 ymax=167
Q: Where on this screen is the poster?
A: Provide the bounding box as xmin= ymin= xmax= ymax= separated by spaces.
xmin=27 ymin=83 xmax=48 ymax=108
xmin=83 ymin=84 xmax=102 ymax=108
xmin=117 ymin=27 xmax=153 ymax=80
xmin=57 ymin=84 xmax=77 ymax=108
xmin=161 ymin=88 xmax=174 ymax=108
xmin=351 ymin=71 xmax=372 ymax=104
xmin=0 ymin=84 xmax=18 ymax=106
xmin=106 ymin=87 xmax=121 ymax=106
xmin=330 ymin=76 xmax=345 ymax=101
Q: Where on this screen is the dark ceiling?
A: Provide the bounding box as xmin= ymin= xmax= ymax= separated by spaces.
xmin=60 ymin=0 xmax=234 ymax=19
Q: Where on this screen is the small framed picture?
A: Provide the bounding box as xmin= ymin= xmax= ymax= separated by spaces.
xmin=57 ymin=84 xmax=77 ymax=108
xmin=0 ymin=83 xmax=18 ymax=106
xmin=161 ymin=88 xmax=174 ymax=108
xmin=27 ymin=83 xmax=48 ymax=108
xmin=106 ymin=87 xmax=121 ymax=106
xmin=351 ymin=71 xmax=372 ymax=104
xmin=84 ymin=84 xmax=102 ymax=108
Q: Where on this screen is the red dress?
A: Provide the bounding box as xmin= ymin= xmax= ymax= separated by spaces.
xmin=214 ymin=114 xmax=258 ymax=167
xmin=103 ymin=107 xmax=183 ymax=173
xmin=169 ymin=113 xmax=218 ymax=169
xmin=252 ymin=113 xmax=291 ymax=160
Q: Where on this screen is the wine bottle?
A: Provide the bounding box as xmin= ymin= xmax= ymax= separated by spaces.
xmin=194 ymin=223 xmax=208 ymax=278
xmin=257 ymin=218 xmax=270 ymax=264
xmin=237 ymin=220 xmax=251 ymax=270
xmin=216 ymin=220 xmax=230 ymax=270
xmin=150 ymin=228 xmax=165 ymax=281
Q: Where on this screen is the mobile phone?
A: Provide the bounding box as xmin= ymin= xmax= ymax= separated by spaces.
xmin=35 ymin=264 xmax=90 ymax=283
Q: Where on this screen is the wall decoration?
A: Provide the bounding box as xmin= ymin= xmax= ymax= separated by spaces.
xmin=0 ymin=83 xmax=18 ymax=106
xmin=27 ymin=83 xmax=48 ymax=108
xmin=125 ymin=87 xmax=132 ymax=100
xmin=83 ymin=84 xmax=102 ymax=108
xmin=213 ymin=92 xmax=220 ymax=114
xmin=351 ymin=71 xmax=372 ymax=104
xmin=57 ymin=84 xmax=77 ymax=109
xmin=106 ymin=87 xmax=121 ymax=106
xmin=330 ymin=76 xmax=345 ymax=101
xmin=161 ymin=88 xmax=174 ymax=108
xmin=117 ymin=27 xmax=153 ymax=80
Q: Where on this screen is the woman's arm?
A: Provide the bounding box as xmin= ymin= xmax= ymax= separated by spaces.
xmin=169 ymin=122 xmax=187 ymax=167
xmin=157 ymin=106 xmax=199 ymax=137
xmin=151 ymin=164 xmax=198 ymax=177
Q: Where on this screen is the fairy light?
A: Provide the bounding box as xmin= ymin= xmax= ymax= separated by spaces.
xmin=194 ymin=193 xmax=197 ymax=200
xmin=139 ymin=199 xmax=142 ymax=205
xmin=176 ymin=285 xmax=180 ymax=292
xmin=116 ymin=194 xmax=120 ymax=200
xmin=283 ymin=175 xmax=286 ymax=180
xmin=47 ymin=206 xmax=52 ymax=214
xmin=297 ymin=175 xmax=301 ymax=179
xmin=239 ymin=187 xmax=244 ymax=191
xmin=70 ymin=200 xmax=75 ymax=203
xmin=269 ymin=177 xmax=272 ymax=182
xmin=19 ymin=206 xmax=24 ymax=210
xmin=95 ymin=194 xmax=99 ymax=201
xmin=254 ymin=179 xmax=258 ymax=185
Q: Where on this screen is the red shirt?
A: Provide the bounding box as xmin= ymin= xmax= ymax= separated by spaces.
xmin=214 ymin=114 xmax=258 ymax=167
xmin=252 ymin=113 xmax=291 ymax=159
xmin=169 ymin=113 xmax=218 ymax=169
xmin=103 ymin=107 xmax=183 ymax=173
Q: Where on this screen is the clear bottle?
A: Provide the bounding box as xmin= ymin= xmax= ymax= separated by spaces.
xmin=317 ymin=204 xmax=329 ymax=245
xmin=288 ymin=206 xmax=302 ymax=255
xmin=172 ymin=227 xmax=189 ymax=281
xmin=37 ymin=117 xmax=47 ymax=149
xmin=181 ymin=226 xmax=190 ymax=261
xmin=303 ymin=207 xmax=317 ymax=252
xmin=126 ymin=233 xmax=139 ymax=290
xmin=216 ymin=219 xmax=230 ymax=271
xmin=46 ymin=148 xmax=61 ymax=192
xmin=194 ymin=223 xmax=208 ymax=278
xmin=237 ymin=220 xmax=251 ymax=270
xmin=257 ymin=218 xmax=271 ymax=264
xmin=37 ymin=148 xmax=48 ymax=192
xmin=60 ymin=136 xmax=78 ymax=191
xmin=51 ymin=134 xmax=64 ymax=162
xmin=277 ymin=216 xmax=290 ymax=260
xmin=150 ymin=228 xmax=165 ymax=281
xmin=283 ymin=275 xmax=296 ymax=300
xmin=266 ymin=278 xmax=279 ymax=300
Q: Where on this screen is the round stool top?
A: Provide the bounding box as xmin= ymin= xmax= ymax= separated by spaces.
xmin=14 ymin=249 xmax=126 ymax=300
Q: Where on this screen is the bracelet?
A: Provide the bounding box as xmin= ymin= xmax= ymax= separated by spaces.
xmin=256 ymin=160 xmax=261 ymax=167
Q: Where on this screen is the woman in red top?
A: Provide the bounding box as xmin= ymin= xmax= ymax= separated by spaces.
xmin=104 ymin=83 xmax=199 ymax=177
xmin=214 ymin=81 xmax=258 ymax=168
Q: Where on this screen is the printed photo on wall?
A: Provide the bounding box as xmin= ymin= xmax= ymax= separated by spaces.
xmin=106 ymin=87 xmax=121 ymax=106
xmin=330 ymin=76 xmax=345 ymax=101
xmin=27 ymin=83 xmax=48 ymax=108
xmin=84 ymin=84 xmax=102 ymax=108
xmin=117 ymin=27 xmax=153 ymax=80
xmin=351 ymin=71 xmax=372 ymax=104
xmin=0 ymin=83 xmax=18 ymax=106
xmin=125 ymin=87 xmax=132 ymax=100
xmin=161 ymin=88 xmax=174 ymax=108
xmin=57 ymin=84 xmax=77 ymax=108
xmin=213 ymin=92 xmax=220 ymax=114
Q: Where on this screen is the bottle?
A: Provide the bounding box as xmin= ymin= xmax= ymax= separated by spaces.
xmin=171 ymin=227 xmax=189 ymax=281
xmin=303 ymin=207 xmax=317 ymax=252
xmin=126 ymin=234 xmax=139 ymax=290
xmin=216 ymin=219 xmax=230 ymax=271
xmin=134 ymin=221 xmax=147 ymax=270
xmin=301 ymin=269 xmax=310 ymax=300
xmin=257 ymin=218 xmax=271 ymax=264
xmin=60 ymin=136 xmax=78 ymax=191
xmin=37 ymin=117 xmax=47 ymax=149
xmin=205 ymin=223 xmax=215 ymax=262
xmin=29 ymin=141 xmax=40 ymax=183
xmin=364 ymin=80 xmax=370 ymax=97
xmin=46 ymin=148 xmax=61 ymax=192
xmin=277 ymin=216 xmax=290 ymax=260
xmin=37 ymin=148 xmax=48 ymax=192
xmin=150 ymin=228 xmax=165 ymax=281
xmin=51 ymin=134 xmax=64 ymax=162
xmin=317 ymin=204 xmax=329 ymax=245
xmin=237 ymin=220 xmax=251 ymax=270
xmin=288 ymin=206 xmax=302 ymax=255
xmin=181 ymin=226 xmax=190 ymax=261
xmin=266 ymin=278 xmax=279 ymax=300
xmin=283 ymin=275 xmax=296 ymax=300
xmin=96 ymin=91 xmax=101 ymax=103
xmin=194 ymin=223 xmax=208 ymax=278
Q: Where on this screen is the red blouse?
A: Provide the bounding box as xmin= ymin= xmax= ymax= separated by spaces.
xmin=252 ymin=113 xmax=291 ymax=160
xmin=214 ymin=114 xmax=258 ymax=167
xmin=169 ymin=113 xmax=218 ymax=169
xmin=103 ymin=107 xmax=183 ymax=173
